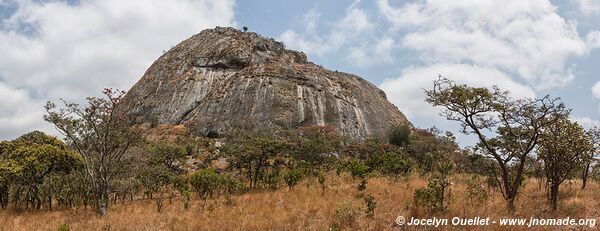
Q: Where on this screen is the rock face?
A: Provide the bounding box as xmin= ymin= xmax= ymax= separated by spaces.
xmin=122 ymin=27 xmax=411 ymax=139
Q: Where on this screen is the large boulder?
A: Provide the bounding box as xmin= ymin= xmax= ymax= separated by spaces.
xmin=122 ymin=27 xmax=411 ymax=139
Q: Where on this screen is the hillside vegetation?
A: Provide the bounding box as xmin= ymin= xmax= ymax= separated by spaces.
xmin=0 ymin=174 xmax=598 ymax=230
xmin=1 ymin=79 xmax=600 ymax=230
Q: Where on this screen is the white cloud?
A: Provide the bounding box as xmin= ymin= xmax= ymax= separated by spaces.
xmin=587 ymin=31 xmax=600 ymax=50
xmin=573 ymin=116 xmax=600 ymax=129
xmin=379 ymin=63 xmax=536 ymax=120
xmin=378 ymin=0 xmax=587 ymax=90
xmin=0 ymin=82 xmax=53 ymax=140
xmin=347 ymin=37 xmax=395 ymax=68
xmin=592 ymin=81 xmax=600 ymax=113
xmin=593 ymin=81 xmax=600 ymax=99
xmin=0 ymin=0 xmax=235 ymax=140
xmin=279 ymin=5 xmax=375 ymax=62
xmin=573 ymin=0 xmax=600 ymax=15
xmin=376 ymin=0 xmax=427 ymax=29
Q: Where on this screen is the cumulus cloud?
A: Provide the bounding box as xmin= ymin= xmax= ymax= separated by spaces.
xmin=0 ymin=0 xmax=235 ymax=139
xmin=279 ymin=3 xmax=381 ymax=66
xmin=378 ymin=0 xmax=587 ymax=90
xmin=573 ymin=0 xmax=600 ymax=15
xmin=376 ymin=0 xmax=427 ymax=29
xmin=587 ymin=31 xmax=600 ymax=50
xmin=573 ymin=116 xmax=600 ymax=129
xmin=380 ymin=63 xmax=536 ymax=120
xmin=0 ymin=82 xmax=53 ymax=140
xmin=347 ymin=37 xmax=395 ymax=68
xmin=593 ymin=81 xmax=600 ymax=98
xmin=591 ymin=81 xmax=600 ymax=113
xmin=374 ymin=0 xmax=600 ymax=136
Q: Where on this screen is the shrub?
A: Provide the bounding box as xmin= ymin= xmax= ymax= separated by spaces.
xmin=357 ymin=178 xmax=367 ymax=195
xmin=220 ymin=175 xmax=241 ymax=196
xmin=317 ymin=171 xmax=326 ymax=195
xmin=173 ymin=175 xmax=191 ymax=209
xmin=185 ymin=143 xmax=196 ymax=156
xmin=363 ymin=194 xmax=377 ymax=218
xmin=332 ymin=200 xmax=362 ymax=229
xmin=189 ymin=169 xmax=221 ymax=207
xmin=347 ymin=160 xmax=369 ymax=179
xmin=388 ymin=124 xmax=411 ymax=148
xmin=374 ymin=152 xmax=412 ymax=177
xmin=414 ymin=173 xmax=451 ymax=213
xmin=283 ymin=169 xmax=303 ymax=189
xmin=264 ymin=172 xmax=280 ymax=190
xmin=57 ymin=224 xmax=70 ymax=231
xmin=466 ymin=177 xmax=489 ymax=205
xmin=220 ymin=175 xmax=241 ymax=206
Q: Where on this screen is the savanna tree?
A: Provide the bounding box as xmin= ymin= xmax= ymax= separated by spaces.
xmin=582 ymin=126 xmax=600 ymax=189
xmin=537 ymin=118 xmax=593 ymax=210
xmin=425 ymin=77 xmax=569 ymax=211
xmin=388 ymin=124 xmax=411 ymax=148
xmin=221 ymin=135 xmax=292 ymax=188
xmin=44 ymin=89 xmax=139 ymax=215
xmin=0 ymin=131 xmax=80 ymax=209
xmin=140 ymin=143 xmax=187 ymax=212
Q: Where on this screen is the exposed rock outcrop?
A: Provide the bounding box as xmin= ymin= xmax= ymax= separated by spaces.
xmin=122 ymin=27 xmax=411 ymax=139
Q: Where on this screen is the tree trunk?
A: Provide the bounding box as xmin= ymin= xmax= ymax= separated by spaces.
xmin=550 ymin=184 xmax=559 ymax=211
xmin=48 ymin=193 xmax=52 ymax=211
xmin=506 ymin=194 xmax=516 ymax=213
xmin=582 ymin=163 xmax=590 ymax=190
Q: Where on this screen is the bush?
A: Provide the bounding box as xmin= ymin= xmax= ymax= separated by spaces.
xmin=220 ymin=175 xmax=241 ymax=196
xmin=57 ymin=224 xmax=70 ymax=231
xmin=173 ymin=175 xmax=191 ymax=209
xmin=332 ymin=200 xmax=362 ymax=229
xmin=283 ymin=169 xmax=303 ymax=189
xmin=466 ymin=177 xmax=489 ymax=205
xmin=264 ymin=172 xmax=280 ymax=190
xmin=357 ymin=178 xmax=367 ymax=195
xmin=373 ymin=152 xmax=412 ymax=177
xmin=363 ymin=194 xmax=377 ymax=218
xmin=189 ymin=169 xmax=221 ymax=207
xmin=317 ymin=171 xmax=326 ymax=195
xmin=388 ymin=124 xmax=411 ymax=148
xmin=185 ymin=143 xmax=196 ymax=156
xmin=414 ymin=173 xmax=451 ymax=213
xmin=347 ymin=160 xmax=369 ymax=179
xmin=220 ymin=175 xmax=241 ymax=206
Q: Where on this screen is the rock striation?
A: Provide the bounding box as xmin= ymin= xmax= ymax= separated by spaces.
xmin=122 ymin=27 xmax=411 ymax=139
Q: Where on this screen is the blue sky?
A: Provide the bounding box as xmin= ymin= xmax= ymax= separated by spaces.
xmin=1 ymin=0 xmax=600 ymax=146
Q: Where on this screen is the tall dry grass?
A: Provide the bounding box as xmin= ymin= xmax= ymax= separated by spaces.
xmin=0 ymin=174 xmax=598 ymax=230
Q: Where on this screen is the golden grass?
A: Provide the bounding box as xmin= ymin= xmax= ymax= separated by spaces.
xmin=1 ymin=174 xmax=598 ymax=231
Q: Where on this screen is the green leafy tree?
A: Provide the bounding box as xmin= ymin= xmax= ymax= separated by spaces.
xmin=0 ymin=131 xmax=80 ymax=209
xmin=283 ymin=169 xmax=303 ymax=189
xmin=414 ymin=159 xmax=454 ymax=213
xmin=388 ymin=124 xmax=411 ymax=148
xmin=346 ymin=160 xmax=369 ymax=179
xmin=294 ymin=125 xmax=340 ymax=173
xmin=372 ymin=152 xmax=412 ymax=177
xmin=425 ymin=77 xmax=568 ymax=211
xmin=144 ymin=144 xmax=187 ymax=174
xmin=44 ymin=89 xmax=140 ymax=215
xmin=407 ymin=128 xmax=458 ymax=173
xmin=538 ymin=118 xmax=593 ymax=211
xmin=582 ymin=126 xmax=600 ymax=189
xmin=221 ymin=135 xmax=292 ymax=188
xmin=140 ymin=143 xmax=187 ymax=212
xmin=189 ymin=169 xmax=221 ymax=208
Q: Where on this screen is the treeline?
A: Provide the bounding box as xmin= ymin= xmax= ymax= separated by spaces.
xmin=2 ymin=79 xmax=600 ymax=217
